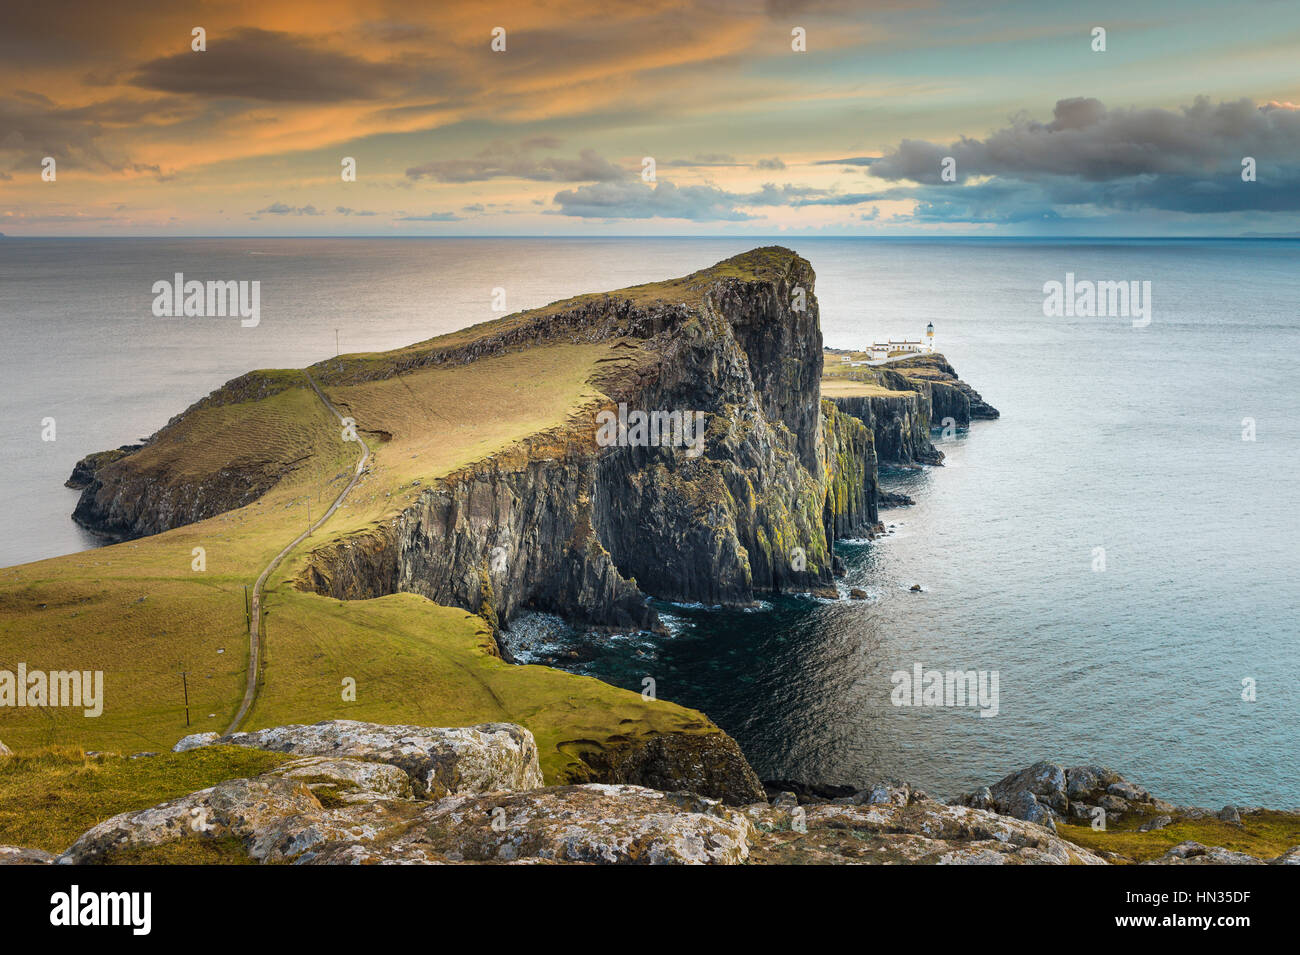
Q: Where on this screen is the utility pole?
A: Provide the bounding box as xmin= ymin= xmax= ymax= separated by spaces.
xmin=182 ymin=671 xmax=190 ymax=727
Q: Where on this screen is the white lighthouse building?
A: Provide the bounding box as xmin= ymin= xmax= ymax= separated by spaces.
xmin=865 ymin=325 xmax=935 ymax=361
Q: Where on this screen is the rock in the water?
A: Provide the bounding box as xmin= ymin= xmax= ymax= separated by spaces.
xmin=877 ymin=490 xmax=915 ymax=507
xmin=173 ymin=720 xmax=543 ymax=799
xmin=848 ymin=588 xmax=869 ymax=600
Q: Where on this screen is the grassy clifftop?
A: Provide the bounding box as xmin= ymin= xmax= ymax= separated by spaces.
xmin=2 ymin=250 xmax=815 ymax=786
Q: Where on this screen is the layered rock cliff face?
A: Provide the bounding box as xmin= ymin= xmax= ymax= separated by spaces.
xmin=826 ymin=355 xmax=1000 ymax=468
xmin=886 ymin=353 xmax=1001 ymax=422
xmin=830 ymin=390 xmax=941 ymax=467
xmin=298 ymin=249 xmax=877 ymax=632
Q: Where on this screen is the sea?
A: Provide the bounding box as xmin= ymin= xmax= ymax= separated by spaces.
xmin=2 ymin=236 xmax=1296 ymax=805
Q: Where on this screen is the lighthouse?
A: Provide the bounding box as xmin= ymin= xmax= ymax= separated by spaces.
xmin=926 ymin=321 xmax=934 ymax=353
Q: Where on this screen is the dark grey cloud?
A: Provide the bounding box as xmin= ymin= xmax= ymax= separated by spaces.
xmin=0 ymin=94 xmax=180 ymax=174
xmin=754 ymin=157 xmax=786 ymax=170
xmin=406 ymin=142 xmax=624 ymax=183
xmin=131 ymin=28 xmax=407 ymax=103
xmin=868 ymin=97 xmax=1300 ymax=215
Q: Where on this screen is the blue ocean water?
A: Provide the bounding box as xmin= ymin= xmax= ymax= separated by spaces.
xmin=2 ymin=237 xmax=1296 ymax=805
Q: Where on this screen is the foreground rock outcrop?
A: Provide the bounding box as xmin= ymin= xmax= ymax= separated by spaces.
xmin=954 ymin=760 xmax=1178 ymax=831
xmin=5 ymin=726 xmax=1293 ymax=865
xmin=0 ymin=723 xmax=1104 ymax=865
xmin=174 ymin=720 xmax=545 ymax=799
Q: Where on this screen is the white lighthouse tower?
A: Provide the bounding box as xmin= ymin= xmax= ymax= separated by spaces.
xmin=926 ymin=321 xmax=935 ymax=353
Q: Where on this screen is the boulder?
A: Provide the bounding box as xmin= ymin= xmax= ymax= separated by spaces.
xmin=578 ymin=731 xmax=765 ymax=806
xmin=0 ymin=739 xmax=12 ymax=757
xmin=1137 ymin=815 xmax=1173 ymax=832
xmin=301 ymin=785 xmax=756 ymax=865
xmin=1269 ymin=846 xmax=1300 ymax=865
xmin=957 ymin=761 xmax=1171 ymax=826
xmin=60 ymin=776 xmax=324 ymax=864
xmin=1107 ymin=780 xmax=1151 ymax=803
xmin=175 ymin=720 xmax=543 ymax=799
xmin=744 ymin=800 xmax=1104 ymax=865
xmin=1065 ymin=764 xmax=1120 ymax=800
xmin=1217 ymin=805 xmax=1242 ymax=824
xmin=1144 ymin=841 xmax=1263 ymax=865
xmin=0 ymin=845 xmax=54 ymax=865
xmin=1003 ymin=791 xmax=1057 ymax=831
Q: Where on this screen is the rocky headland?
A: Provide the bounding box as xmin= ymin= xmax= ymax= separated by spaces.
xmin=71 ymin=248 xmax=1297 ymax=867
xmin=67 ymin=248 xmax=994 ymax=636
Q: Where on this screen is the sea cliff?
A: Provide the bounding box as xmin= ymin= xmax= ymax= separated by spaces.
xmin=57 ymin=248 xmax=993 ymax=802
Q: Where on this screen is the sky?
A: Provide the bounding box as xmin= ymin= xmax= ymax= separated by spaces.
xmin=3 ymin=0 xmax=1300 ymax=236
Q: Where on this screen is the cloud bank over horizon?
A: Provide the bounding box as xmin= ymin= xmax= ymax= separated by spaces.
xmin=3 ymin=0 xmax=1299 ymax=236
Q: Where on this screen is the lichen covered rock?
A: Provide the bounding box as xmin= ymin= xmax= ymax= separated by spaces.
xmin=174 ymin=719 xmax=543 ymax=799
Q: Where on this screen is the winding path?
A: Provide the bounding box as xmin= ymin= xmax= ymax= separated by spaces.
xmin=224 ymin=371 xmax=370 ymax=735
